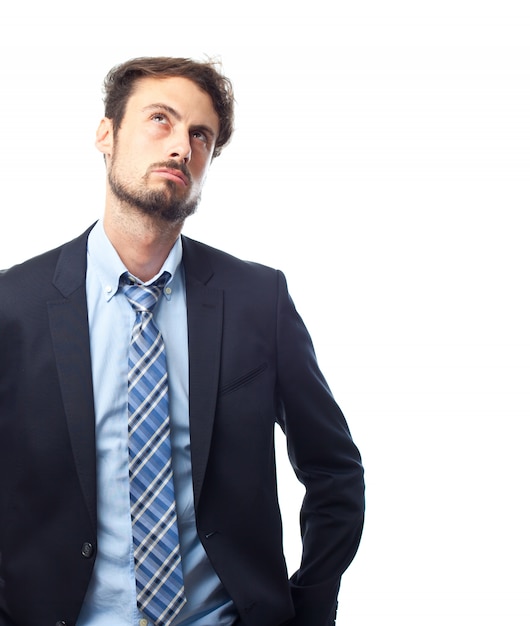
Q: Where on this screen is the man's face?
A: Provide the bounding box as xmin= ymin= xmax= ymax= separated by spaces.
xmin=98 ymin=75 xmax=220 ymax=223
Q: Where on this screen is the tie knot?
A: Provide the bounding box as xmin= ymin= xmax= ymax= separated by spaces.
xmin=121 ymin=272 xmax=170 ymax=313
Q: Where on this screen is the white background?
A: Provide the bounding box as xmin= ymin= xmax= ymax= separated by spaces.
xmin=1 ymin=2 xmax=529 ymax=624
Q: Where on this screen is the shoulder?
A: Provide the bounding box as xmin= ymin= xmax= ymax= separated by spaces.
xmin=1 ymin=245 xmax=62 ymax=282
xmin=182 ymin=235 xmax=283 ymax=284
xmin=0 ymin=225 xmax=93 ymax=301
xmin=181 ymin=236 xmax=291 ymax=316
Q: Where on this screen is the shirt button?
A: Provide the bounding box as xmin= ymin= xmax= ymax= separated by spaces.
xmin=165 ymin=287 xmax=172 ymax=295
xmin=105 ymin=285 xmax=112 ymax=294
xmin=139 ymin=619 xmax=149 ymax=626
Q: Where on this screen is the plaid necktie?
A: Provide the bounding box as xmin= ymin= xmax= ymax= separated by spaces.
xmin=121 ymin=272 xmax=187 ymax=625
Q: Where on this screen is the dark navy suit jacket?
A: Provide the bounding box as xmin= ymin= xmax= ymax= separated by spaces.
xmin=0 ymin=226 xmax=364 ymax=626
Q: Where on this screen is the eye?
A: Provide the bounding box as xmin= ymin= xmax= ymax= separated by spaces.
xmin=151 ymin=112 xmax=169 ymax=124
xmin=191 ymin=130 xmax=208 ymax=143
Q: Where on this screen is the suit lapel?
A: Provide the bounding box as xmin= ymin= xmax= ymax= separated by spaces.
xmin=182 ymin=237 xmax=223 ymax=506
xmin=48 ymin=228 xmax=97 ymax=533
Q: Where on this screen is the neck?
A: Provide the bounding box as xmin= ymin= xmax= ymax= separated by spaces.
xmin=103 ymin=205 xmax=183 ymax=283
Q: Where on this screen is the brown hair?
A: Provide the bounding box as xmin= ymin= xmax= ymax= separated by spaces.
xmin=103 ymin=56 xmax=235 ymax=158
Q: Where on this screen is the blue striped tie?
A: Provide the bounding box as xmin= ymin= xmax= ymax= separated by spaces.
xmin=122 ymin=272 xmax=186 ymax=625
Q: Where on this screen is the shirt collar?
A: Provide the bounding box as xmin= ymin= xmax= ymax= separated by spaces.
xmin=87 ymin=220 xmax=183 ymax=302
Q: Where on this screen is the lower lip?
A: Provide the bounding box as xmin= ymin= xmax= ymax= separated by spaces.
xmin=153 ymin=171 xmax=188 ymax=186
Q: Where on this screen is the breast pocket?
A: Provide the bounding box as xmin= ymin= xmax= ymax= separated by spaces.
xmin=218 ymin=362 xmax=268 ymax=397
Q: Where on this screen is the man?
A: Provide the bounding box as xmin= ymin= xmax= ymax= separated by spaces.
xmin=0 ymin=57 xmax=364 ymax=626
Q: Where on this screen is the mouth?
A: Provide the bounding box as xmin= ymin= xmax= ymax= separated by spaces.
xmin=151 ymin=167 xmax=189 ymax=187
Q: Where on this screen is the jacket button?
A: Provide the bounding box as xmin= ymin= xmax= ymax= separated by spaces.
xmin=56 ymin=622 xmax=67 ymax=625
xmin=81 ymin=542 xmax=94 ymax=558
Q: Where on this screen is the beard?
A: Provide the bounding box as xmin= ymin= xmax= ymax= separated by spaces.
xmin=108 ymin=160 xmax=201 ymax=224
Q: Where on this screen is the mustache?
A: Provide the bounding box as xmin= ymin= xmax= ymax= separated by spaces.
xmin=148 ymin=160 xmax=192 ymax=180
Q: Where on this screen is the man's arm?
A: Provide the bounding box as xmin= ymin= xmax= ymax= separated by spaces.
xmin=274 ymin=270 xmax=365 ymax=625
xmin=0 ymin=565 xmax=16 ymax=626
xmin=0 ymin=608 xmax=17 ymax=626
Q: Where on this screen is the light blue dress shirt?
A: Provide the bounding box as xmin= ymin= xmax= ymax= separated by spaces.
xmin=78 ymin=221 xmax=238 ymax=626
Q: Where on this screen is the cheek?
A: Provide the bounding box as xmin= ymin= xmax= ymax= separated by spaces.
xmin=190 ymin=150 xmax=213 ymax=183
xmin=109 ymin=152 xmax=146 ymax=185
xmin=117 ymin=128 xmax=157 ymax=158
xmin=190 ymin=166 xmax=209 ymax=190
xmin=113 ymin=136 xmax=155 ymax=170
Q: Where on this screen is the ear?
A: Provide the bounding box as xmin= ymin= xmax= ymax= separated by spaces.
xmin=95 ymin=117 xmax=114 ymax=158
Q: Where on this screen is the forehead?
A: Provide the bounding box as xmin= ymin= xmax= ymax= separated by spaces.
xmin=126 ymin=75 xmax=220 ymax=133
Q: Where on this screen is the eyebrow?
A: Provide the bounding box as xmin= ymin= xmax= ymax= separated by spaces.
xmin=143 ymin=103 xmax=217 ymax=140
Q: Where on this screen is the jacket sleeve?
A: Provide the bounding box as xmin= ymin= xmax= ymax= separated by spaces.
xmin=0 ymin=565 xmax=16 ymax=626
xmin=0 ymin=609 xmax=17 ymax=626
xmin=274 ymin=270 xmax=365 ymax=624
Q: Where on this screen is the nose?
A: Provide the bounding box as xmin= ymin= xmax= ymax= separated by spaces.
xmin=168 ymin=129 xmax=192 ymax=164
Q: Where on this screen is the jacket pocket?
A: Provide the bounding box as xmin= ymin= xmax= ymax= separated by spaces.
xmin=219 ymin=362 xmax=268 ymax=397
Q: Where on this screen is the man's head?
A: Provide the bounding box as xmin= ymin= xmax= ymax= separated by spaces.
xmin=103 ymin=56 xmax=234 ymax=158
xmin=96 ymin=57 xmax=234 ymax=226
